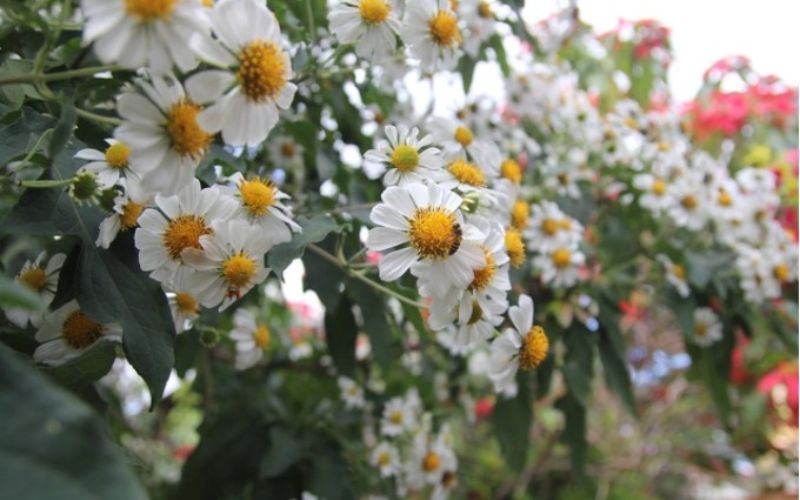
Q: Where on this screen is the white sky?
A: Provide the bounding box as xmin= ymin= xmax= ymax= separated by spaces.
xmin=524 ymin=0 xmax=800 ymax=101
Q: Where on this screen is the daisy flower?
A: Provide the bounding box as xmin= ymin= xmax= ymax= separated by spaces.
xmin=338 ymin=376 xmax=366 ymax=409
xmin=165 ymin=268 xmax=201 ymax=333
xmin=431 ymin=295 xmax=505 ymax=355
xmin=365 ymin=183 xmax=485 ymax=298
xmin=181 ymin=219 xmax=274 ymax=310
xmin=74 ymin=139 xmax=133 ymax=188
xmin=487 ymin=294 xmax=548 ymax=395
xmin=268 ymin=135 xmax=305 ymax=167
xmin=532 ymin=246 xmax=585 ymax=288
xmin=96 ymin=178 xmax=152 ymax=249
xmin=115 ymin=74 xmax=213 ymax=195
xmin=229 ymin=308 xmax=270 ymax=370
xmin=4 ymin=252 xmax=66 ymax=328
xmin=328 ymin=0 xmax=401 ymax=62
xmin=226 ymin=172 xmax=301 ymax=245
xmin=667 ymin=174 xmax=707 ymax=231
xmin=633 ymin=172 xmax=672 ymax=215
xmin=134 ymin=179 xmax=238 ymax=284
xmin=656 ymin=254 xmax=689 ymax=298
xmin=33 ymin=300 xmax=122 ymax=366
xmin=401 ymin=0 xmax=463 ymax=71
xmin=504 ymin=226 xmax=525 ymax=269
xmin=458 ymin=0 xmax=496 ymax=56
xmin=381 ymin=395 xmax=416 ymax=436
xmin=186 ymin=0 xmax=296 ymax=146
xmin=81 ymin=0 xmax=208 ymax=73
xmin=405 ymin=428 xmax=457 ymax=489
xmin=370 ymin=442 xmax=401 ymax=478
xmin=364 ymin=125 xmax=444 ymax=186
xmin=543 ymin=169 xmax=582 ymax=198
xmin=524 ymin=201 xmax=582 ymax=253
xmin=428 ymin=117 xmax=481 ymax=158
xmin=691 ymin=307 xmax=723 ymax=347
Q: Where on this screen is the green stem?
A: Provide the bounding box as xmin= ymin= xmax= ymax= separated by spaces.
xmin=21 ymin=178 xmax=74 ymax=189
xmin=12 ymin=128 xmax=53 ymax=170
xmin=306 ymin=244 xmax=426 ymax=309
xmin=305 ymin=0 xmax=317 ymax=42
xmin=75 ymin=108 xmax=122 ymax=126
xmin=0 ymin=65 xmax=118 ymax=86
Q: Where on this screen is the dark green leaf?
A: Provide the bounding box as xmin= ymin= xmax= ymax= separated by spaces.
xmin=41 ymin=341 xmax=117 ymax=387
xmin=268 ymin=215 xmax=341 ymax=278
xmin=597 ymin=302 xmax=637 ymax=416
xmin=491 ymin=374 xmax=532 ymax=471
xmin=260 ymin=427 xmax=306 ymax=477
xmin=48 ymin=100 xmax=76 ymax=159
xmin=560 ymin=325 xmax=595 ymax=407
xmin=324 ymin=296 xmax=358 ymax=376
xmin=0 ymin=273 xmax=42 ymax=311
xmin=0 ymin=344 xmax=146 ymax=500
xmin=459 ymin=55 xmax=478 ymax=94
xmin=346 ymin=278 xmax=396 ymax=365
xmin=555 ymin=393 xmax=587 ymax=479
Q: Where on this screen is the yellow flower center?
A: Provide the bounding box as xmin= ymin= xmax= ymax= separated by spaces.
xmin=202 ymin=0 xmax=214 ymax=6
xmin=429 ymin=10 xmax=461 ymax=47
xmin=422 ymin=452 xmax=441 ymax=472
xmin=358 ymin=0 xmax=391 ymax=24
xmin=511 ymin=200 xmax=529 ymax=231
xmin=377 ymin=451 xmax=392 ymax=467
xmin=280 ymin=142 xmax=296 ymax=158
xmin=657 ymin=142 xmax=670 ymax=152
xmin=124 ymin=0 xmax=177 ymax=21
xmin=390 ymin=144 xmax=420 ymax=173
xmin=773 ymin=264 xmax=790 ymax=283
xmin=500 ymin=158 xmax=522 ymax=184
xmin=175 ymin=292 xmax=199 ymax=314
xmin=389 ymin=410 xmax=403 ymax=424
xmin=478 ymin=1 xmax=493 ymax=18
xmin=469 ymin=247 xmax=496 ymax=291
xmin=62 ymin=310 xmax=105 ymax=349
xmin=447 ymin=159 xmax=485 ymax=187
xmin=672 ymin=264 xmax=685 ymax=280
xmin=238 ymin=40 xmax=288 ymax=103
xmin=166 ymin=99 xmax=212 ymax=159
xmin=19 ymin=267 xmax=47 ymax=291
xmin=222 ymin=253 xmax=257 ymax=289
xmin=551 ymin=248 xmax=572 ymax=268
xmin=505 ymin=227 xmax=525 ymax=268
xmin=718 ymin=189 xmax=733 ymax=207
xmin=239 ymin=176 xmax=276 ymax=216
xmin=557 ymin=173 xmax=570 ymax=186
xmin=453 ymin=126 xmax=473 ymax=146
xmin=681 ymin=195 xmax=698 ymax=210
xmin=651 ymin=179 xmax=666 ymax=196
xmin=254 ymin=325 xmax=270 ymax=349
xmin=558 ymin=218 xmax=572 ymax=230
xmin=624 ymin=117 xmax=638 ymax=129
xmin=541 ymin=218 xmax=559 ymax=236
xmin=518 ymin=325 xmax=548 ymax=370
xmin=120 ymin=201 xmax=144 ymax=230
xmin=408 ymin=208 xmax=462 ymax=259
xmin=104 ymin=142 xmax=131 ymax=169
xmin=694 ymin=321 xmax=707 ymax=337
xmin=163 ymin=215 xmax=212 ymax=260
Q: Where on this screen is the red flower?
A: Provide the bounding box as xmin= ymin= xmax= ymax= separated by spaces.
xmin=474 ymin=397 xmax=494 ymax=419
xmin=729 ymin=333 xmax=751 ymax=385
xmin=757 ymin=362 xmax=799 ymax=426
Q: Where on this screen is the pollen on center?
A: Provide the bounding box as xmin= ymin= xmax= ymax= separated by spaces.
xmin=62 ymin=310 xmax=105 ymax=349
xmin=518 ymin=325 xmax=548 ymax=370
xmin=447 ymin=159 xmax=485 ymax=186
xmin=239 ymin=176 xmax=276 ymax=216
xmin=222 ymin=252 xmax=257 ymax=288
xmin=390 ymin=144 xmax=420 ymax=172
xmin=163 ymin=214 xmax=212 ymax=260
xmin=359 ymin=0 xmax=391 ymax=24
xmin=166 ymin=99 xmax=212 ymax=159
xmin=408 ymin=207 xmax=461 ymax=259
xmin=238 ymin=40 xmax=288 ymax=103
xmin=429 ymin=10 xmax=461 ymax=47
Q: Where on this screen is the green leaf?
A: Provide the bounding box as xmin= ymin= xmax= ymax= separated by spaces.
xmin=48 ymin=100 xmax=76 ymax=159
xmin=41 ymin=341 xmax=117 ymax=387
xmin=308 ymin=448 xmax=354 ymax=500
xmin=597 ymin=301 xmax=637 ymax=416
xmin=260 ymin=427 xmax=306 ymax=478
xmin=268 ymin=215 xmax=341 ymax=279
xmin=489 ymin=35 xmax=510 ymax=76
xmin=346 ymin=279 xmax=396 ymax=365
xmin=0 ymin=273 xmax=42 ymax=311
xmin=560 ymin=325 xmax=595 ymax=407
xmin=491 ymin=375 xmax=532 ymax=471
xmin=0 ymin=344 xmax=146 ymax=500
xmin=685 ymin=250 xmax=733 ymax=289
xmin=555 ymin=393 xmax=587 ymax=479
xmin=0 ymin=107 xmax=54 ymax=167
xmin=459 ymin=55 xmax=478 ymax=94
xmin=324 ymin=296 xmax=358 ymax=376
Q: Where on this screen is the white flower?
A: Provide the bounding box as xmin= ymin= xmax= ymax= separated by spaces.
xmin=74 ymin=139 xmax=132 ymax=188
xmin=656 ymin=254 xmax=690 ymax=298
xmin=405 ymin=428 xmax=457 ymax=489
xmin=224 ymin=172 xmax=300 ymax=245
xmin=633 ymin=173 xmax=672 ymax=214
xmin=229 ymin=308 xmax=270 ymax=370
xmin=543 ymin=169 xmax=582 ymax=198
xmin=187 ymin=0 xmax=296 ymax=146
xmin=487 ymin=294 xmax=548 ymax=395
xmin=524 ymin=201 xmax=582 ymax=253
xmin=328 ymin=0 xmax=401 ymax=62
xmin=691 ymin=307 xmax=723 ymax=347
xmin=532 ymin=246 xmax=585 ymax=288
xmin=165 ymin=268 xmax=201 ymax=333
xmin=135 ymin=179 xmax=237 ymax=284
xmin=366 ymin=183 xmax=485 ymax=298
xmin=33 ymin=300 xmax=122 ymax=366
xmin=401 ymin=0 xmax=462 ymax=71
xmin=81 ymin=0 xmax=208 ymax=73
xmin=268 ymin=135 xmax=305 ymax=167
xmin=96 ymin=178 xmax=152 ymax=249
xmin=381 ymin=395 xmax=416 ymax=436
xmin=364 ymin=125 xmax=443 ymax=186
xmin=338 ymin=376 xmax=366 ymax=409
xmin=115 ymin=75 xmax=213 ymax=195
xmin=371 ymin=442 xmax=401 ymax=478
xmin=289 ymin=340 xmax=313 ymax=361
xmin=667 ymin=174 xmax=707 ymax=231
xmin=181 ymin=219 xmax=274 ymax=310
xmin=458 ymin=0 xmax=496 ymax=56
xmin=4 ymin=252 xmax=65 ymax=328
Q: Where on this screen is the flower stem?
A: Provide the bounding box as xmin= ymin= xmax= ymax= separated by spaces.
xmin=306 ymin=243 xmax=426 ymax=309
xmin=0 ymin=65 xmax=118 ymax=86
xmin=75 ymin=108 xmax=122 ymax=126
xmin=20 ymin=178 xmax=74 ymax=189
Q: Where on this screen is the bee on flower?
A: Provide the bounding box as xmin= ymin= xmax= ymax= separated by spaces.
xmin=487 ymin=294 xmax=548 ymax=396
xmin=96 ymin=178 xmax=152 ymax=249
xmin=401 ymin=0 xmax=463 ymax=71
xmin=115 ymin=75 xmax=214 ymax=195
xmin=4 ymin=252 xmax=66 ymax=328
xmin=187 ymin=0 xmax=296 ymax=146
xmin=80 ymin=0 xmax=209 ymax=73
xmin=328 ymin=0 xmax=401 ymax=62
xmin=364 ymin=125 xmax=444 ymax=186
xmin=33 ymin=300 xmax=122 ymax=366
xmin=74 ymin=139 xmax=133 ymax=189
xmin=229 ymin=308 xmax=271 ymax=370
xmin=690 ymin=307 xmax=723 ymax=347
